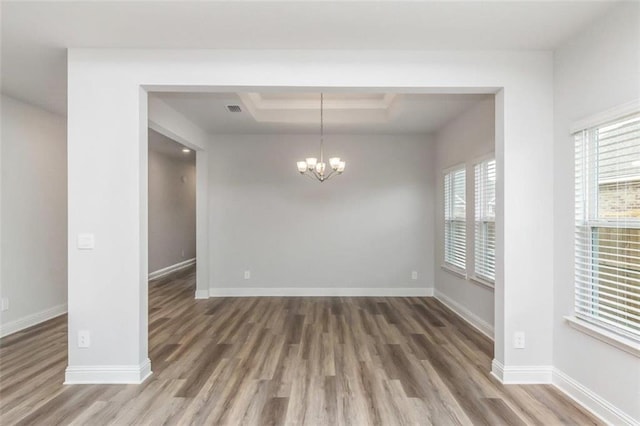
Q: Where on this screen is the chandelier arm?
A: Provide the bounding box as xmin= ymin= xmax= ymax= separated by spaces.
xmin=302 ymin=172 xmax=317 ymax=182
xmin=323 ymin=170 xmax=336 ymax=181
xmin=310 ymin=168 xmax=323 ymax=182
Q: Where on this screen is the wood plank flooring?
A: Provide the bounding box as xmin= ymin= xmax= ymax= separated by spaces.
xmin=0 ymin=266 xmax=602 ymax=425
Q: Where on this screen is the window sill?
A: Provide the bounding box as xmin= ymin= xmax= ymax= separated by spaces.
xmin=564 ymin=316 xmax=640 ymax=358
xmin=441 ymin=264 xmax=466 ymax=279
xmin=468 ymin=275 xmax=495 ymax=290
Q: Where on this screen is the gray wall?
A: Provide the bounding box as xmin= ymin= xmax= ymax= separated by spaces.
xmin=553 ymin=2 xmax=640 ymax=421
xmin=148 ymin=131 xmax=196 ymax=273
xmin=0 ymin=95 xmax=67 ymax=335
xmin=208 ymin=133 xmax=434 ymax=293
xmin=434 ymin=96 xmax=495 ymax=336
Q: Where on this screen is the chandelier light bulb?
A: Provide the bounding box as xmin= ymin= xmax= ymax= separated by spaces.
xmin=329 ymin=157 xmax=341 ymax=170
xmin=306 ymin=157 xmax=317 ymax=168
xmin=337 ymin=161 xmax=346 ymax=173
xmin=297 ymin=161 xmax=308 ymax=173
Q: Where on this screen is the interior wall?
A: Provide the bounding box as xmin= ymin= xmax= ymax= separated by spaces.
xmin=434 ymin=96 xmax=495 ymax=337
xmin=553 ymin=2 xmax=640 ymax=423
xmin=208 ymin=133 xmax=434 ymax=294
xmin=0 ymin=95 xmax=67 ymax=336
xmin=148 ymin=130 xmax=196 ymax=274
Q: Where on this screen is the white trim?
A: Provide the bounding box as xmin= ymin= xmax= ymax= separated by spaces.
xmin=491 ymin=359 xmax=505 ymax=382
xmin=194 ymin=289 xmax=210 ymax=299
xmin=471 ymin=152 xmax=496 ymax=167
xmin=206 ymin=286 xmax=433 ymax=298
xmin=434 ymin=290 xmax=494 ymax=339
xmin=0 ymin=303 xmax=67 ymax=338
xmin=503 ymin=365 xmax=553 ymax=384
xmin=553 ymin=368 xmax=638 ymax=426
xmin=468 ymin=275 xmax=495 ymax=290
xmin=570 ymin=99 xmax=640 ymax=134
xmin=148 ymin=258 xmax=196 ymax=280
xmin=440 ymin=264 xmax=467 ymax=279
xmin=490 ymin=360 xmax=553 ymax=384
xmin=64 ymin=358 xmax=152 ymax=384
xmin=442 ymin=162 xmax=467 ymax=175
xmin=564 ymin=316 xmax=640 ymax=358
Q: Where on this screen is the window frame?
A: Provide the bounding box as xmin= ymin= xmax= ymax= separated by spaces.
xmin=472 ymin=155 xmax=496 ymax=287
xmin=572 ymin=101 xmax=640 ymax=347
xmin=443 ymin=164 xmax=467 ymax=275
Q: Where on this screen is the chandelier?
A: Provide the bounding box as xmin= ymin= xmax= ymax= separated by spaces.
xmin=296 ymin=93 xmax=345 ymax=182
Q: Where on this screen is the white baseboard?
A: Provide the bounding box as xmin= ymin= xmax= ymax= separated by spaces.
xmin=64 ymin=358 xmax=152 ymax=384
xmin=195 ymin=289 xmax=210 ymax=299
xmin=491 ymin=363 xmax=637 ymax=424
xmin=433 ymin=290 xmax=494 ymax=339
xmin=148 ymin=258 xmax=196 ymax=280
xmin=206 ymin=286 xmax=434 ymax=297
xmin=491 ymin=359 xmax=553 ymax=384
xmin=553 ymin=368 xmax=638 ymax=426
xmin=491 ymin=359 xmax=505 ymax=382
xmin=0 ymin=303 xmax=67 ymax=338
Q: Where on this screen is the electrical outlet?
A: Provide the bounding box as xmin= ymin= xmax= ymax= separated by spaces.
xmin=411 ymin=271 xmax=418 ymax=280
xmin=514 ymin=332 xmax=525 ymax=349
xmin=181 ymin=248 xmax=185 ymax=257
xmin=244 ymin=270 xmax=251 ymax=280
xmin=78 ymin=330 xmax=91 ymax=348
xmin=1 ymin=297 xmax=8 ymax=312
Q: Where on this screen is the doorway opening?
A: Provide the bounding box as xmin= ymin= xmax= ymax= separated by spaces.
xmin=147 ymin=128 xmax=198 ymax=362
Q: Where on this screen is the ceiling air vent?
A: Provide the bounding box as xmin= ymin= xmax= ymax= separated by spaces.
xmin=226 ymin=105 xmax=242 ymax=113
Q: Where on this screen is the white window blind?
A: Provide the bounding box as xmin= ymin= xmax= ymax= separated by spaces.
xmin=444 ymin=166 xmax=466 ymax=271
xmin=574 ymin=111 xmax=640 ymax=339
xmin=474 ymin=159 xmax=496 ymax=283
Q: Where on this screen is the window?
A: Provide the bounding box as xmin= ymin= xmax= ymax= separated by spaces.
xmin=444 ymin=166 xmax=466 ymax=271
xmin=474 ymin=158 xmax=496 ymax=283
xmin=574 ymin=111 xmax=640 ymax=340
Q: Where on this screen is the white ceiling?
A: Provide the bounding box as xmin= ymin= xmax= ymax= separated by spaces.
xmin=149 ymin=128 xmax=196 ymax=161
xmin=1 ymin=1 xmax=618 ymax=116
xmin=151 ymin=92 xmax=490 ymax=134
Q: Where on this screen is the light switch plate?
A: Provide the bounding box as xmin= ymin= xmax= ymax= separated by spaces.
xmin=77 ymin=233 xmax=95 ymax=250
xmin=411 ymin=271 xmax=418 ymax=280
xmin=1 ymin=298 xmax=8 ymax=312
xmin=244 ymin=270 xmax=251 ymax=280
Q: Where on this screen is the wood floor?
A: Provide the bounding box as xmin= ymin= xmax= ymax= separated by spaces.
xmin=1 ymin=266 xmax=601 ymax=425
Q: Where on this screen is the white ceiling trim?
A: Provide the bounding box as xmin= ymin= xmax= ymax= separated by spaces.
xmin=241 ymin=92 xmax=396 ymax=110
xmin=238 ymin=92 xmax=397 ymax=124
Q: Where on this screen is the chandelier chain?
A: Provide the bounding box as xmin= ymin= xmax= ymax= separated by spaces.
xmin=320 ymin=93 xmax=324 ymax=163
